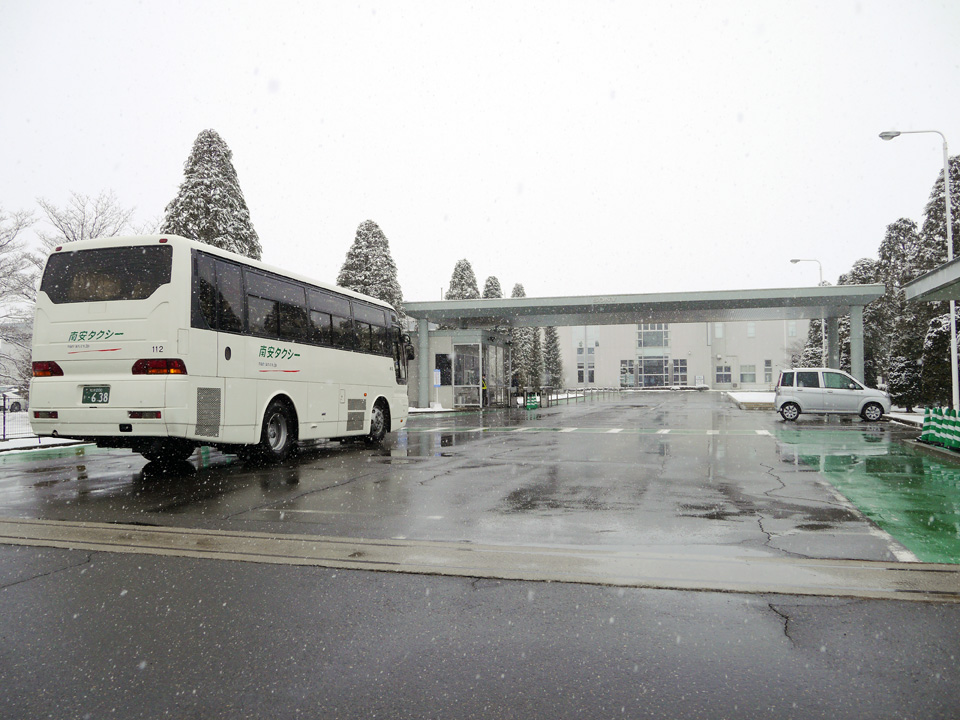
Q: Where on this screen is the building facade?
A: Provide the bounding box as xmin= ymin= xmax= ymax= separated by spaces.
xmin=559 ymin=319 xmax=809 ymax=391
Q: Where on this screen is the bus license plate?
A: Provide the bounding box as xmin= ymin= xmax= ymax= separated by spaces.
xmin=82 ymin=386 xmax=110 ymax=404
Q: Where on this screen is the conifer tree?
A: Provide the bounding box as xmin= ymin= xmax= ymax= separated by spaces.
xmin=482 ymin=276 xmax=503 ymax=299
xmin=337 ymin=220 xmax=403 ymax=311
xmin=528 ymin=328 xmax=544 ymax=389
xmin=445 ymin=259 xmax=480 ymax=300
xmin=922 ymin=313 xmax=956 ymax=407
xmin=919 ymin=155 xmax=960 ymax=268
xmin=510 ymin=283 xmax=531 ymax=389
xmin=161 ymin=129 xmax=262 ymax=260
xmin=543 ymin=326 xmax=564 ymax=388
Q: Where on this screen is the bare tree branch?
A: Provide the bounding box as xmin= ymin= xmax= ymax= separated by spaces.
xmin=36 ymin=190 xmax=137 ymax=249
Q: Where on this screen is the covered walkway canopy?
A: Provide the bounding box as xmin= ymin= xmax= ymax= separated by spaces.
xmin=405 ymin=285 xmax=886 ymax=408
xmin=904 ymin=257 xmax=960 ymax=302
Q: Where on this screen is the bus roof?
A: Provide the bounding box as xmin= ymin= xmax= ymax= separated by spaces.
xmin=44 ymin=234 xmax=398 ymax=313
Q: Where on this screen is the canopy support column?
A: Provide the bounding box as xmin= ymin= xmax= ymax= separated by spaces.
xmin=849 ymin=306 xmax=865 ymax=382
xmin=417 ymin=319 xmax=431 ymax=409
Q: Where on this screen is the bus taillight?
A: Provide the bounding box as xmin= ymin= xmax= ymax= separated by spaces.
xmin=32 ymin=361 xmax=64 ymax=377
xmin=132 ymin=359 xmax=188 ymax=375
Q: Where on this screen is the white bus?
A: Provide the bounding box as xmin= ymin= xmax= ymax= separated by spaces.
xmin=29 ymin=235 xmax=413 ymax=463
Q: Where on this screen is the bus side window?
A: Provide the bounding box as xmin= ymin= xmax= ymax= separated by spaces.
xmin=353 ymin=303 xmax=388 ymax=354
xmin=277 ymin=284 xmax=308 ymax=343
xmin=193 ymin=254 xmax=218 ymax=330
xmin=307 ymin=310 xmax=329 ymax=345
xmin=216 ymin=260 xmax=244 ymax=333
xmin=332 ymin=313 xmax=354 ymax=350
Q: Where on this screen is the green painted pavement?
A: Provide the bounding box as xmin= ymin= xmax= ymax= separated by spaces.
xmin=778 ymin=429 xmax=960 ymax=564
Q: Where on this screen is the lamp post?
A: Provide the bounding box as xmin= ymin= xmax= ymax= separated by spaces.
xmin=790 ymin=258 xmax=826 ymax=366
xmin=880 ymin=129 xmax=958 ymax=409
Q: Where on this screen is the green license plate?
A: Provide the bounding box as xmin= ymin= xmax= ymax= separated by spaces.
xmin=82 ymin=386 xmax=110 ymax=404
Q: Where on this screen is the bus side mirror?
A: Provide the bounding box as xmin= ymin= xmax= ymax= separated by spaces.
xmin=406 ymin=346 xmax=416 ymax=361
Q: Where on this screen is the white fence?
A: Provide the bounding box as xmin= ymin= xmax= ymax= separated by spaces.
xmin=1 ymin=411 xmax=33 ymax=440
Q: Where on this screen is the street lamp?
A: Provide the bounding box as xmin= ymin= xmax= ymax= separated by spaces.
xmin=790 ymin=258 xmax=826 ymax=366
xmin=880 ymin=129 xmax=958 ymax=409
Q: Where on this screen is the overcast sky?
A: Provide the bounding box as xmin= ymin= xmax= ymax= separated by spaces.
xmin=4 ymin=1 xmax=960 ymax=302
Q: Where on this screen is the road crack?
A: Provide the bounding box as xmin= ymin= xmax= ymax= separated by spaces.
xmin=0 ymin=551 xmax=93 ymax=591
xmin=768 ymin=602 xmax=797 ymax=647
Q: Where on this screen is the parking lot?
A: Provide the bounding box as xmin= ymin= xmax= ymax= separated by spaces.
xmin=2 ymin=391 xmax=960 ymax=719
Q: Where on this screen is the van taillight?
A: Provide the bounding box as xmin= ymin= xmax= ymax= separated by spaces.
xmin=32 ymin=361 xmax=64 ymax=377
xmin=132 ymin=359 xmax=187 ymax=375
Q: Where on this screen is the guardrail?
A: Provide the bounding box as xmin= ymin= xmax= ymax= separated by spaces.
xmin=516 ymin=387 xmax=622 ymax=409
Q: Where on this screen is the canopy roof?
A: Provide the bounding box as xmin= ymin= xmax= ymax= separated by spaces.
xmin=405 ymin=285 xmax=886 ymax=328
xmin=904 ymin=258 xmax=960 ymax=303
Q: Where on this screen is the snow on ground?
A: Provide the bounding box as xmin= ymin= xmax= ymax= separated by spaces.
xmin=0 ymin=412 xmax=87 ymax=453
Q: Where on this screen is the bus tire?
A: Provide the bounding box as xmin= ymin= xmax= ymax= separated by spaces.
xmin=140 ymin=438 xmax=196 ymax=464
xmin=257 ymin=399 xmax=297 ymax=462
xmin=365 ymin=400 xmax=389 ymax=445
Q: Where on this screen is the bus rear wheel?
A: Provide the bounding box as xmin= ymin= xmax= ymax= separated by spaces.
xmin=256 ymin=399 xmax=298 ymax=463
xmin=140 ymin=438 xmax=196 ymax=464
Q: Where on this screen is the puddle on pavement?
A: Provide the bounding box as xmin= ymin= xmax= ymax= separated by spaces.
xmin=777 ymin=428 xmax=960 ymax=563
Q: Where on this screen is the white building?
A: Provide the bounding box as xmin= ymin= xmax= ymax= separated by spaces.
xmin=559 ymin=319 xmax=809 ymax=391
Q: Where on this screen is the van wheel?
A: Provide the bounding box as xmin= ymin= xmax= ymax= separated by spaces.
xmin=365 ymin=400 xmax=388 ymax=445
xmin=861 ymin=403 xmax=884 ymax=422
xmin=256 ymin=399 xmax=297 ymax=462
xmin=779 ymin=402 xmax=801 ymax=421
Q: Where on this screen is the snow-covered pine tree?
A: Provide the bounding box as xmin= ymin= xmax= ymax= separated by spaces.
xmin=510 ymin=283 xmax=533 ymax=389
xmin=528 ymin=327 xmax=544 ymax=389
xmin=543 ymin=326 xmax=563 ymax=388
xmin=337 ymin=220 xmax=403 ymax=312
xmin=921 ymin=313 xmax=956 ymax=407
xmin=797 ymin=319 xmax=824 ymax=368
xmin=877 ymin=218 xmax=926 ymax=381
xmin=161 ymin=129 xmax=262 ymax=260
xmin=887 ymin=355 xmax=922 ymax=412
xmin=482 ymin=276 xmax=503 ymax=299
xmin=838 ymin=258 xmax=883 ymax=386
xmin=919 ymin=154 xmax=960 ymax=268
xmin=445 ymin=259 xmax=480 ymax=300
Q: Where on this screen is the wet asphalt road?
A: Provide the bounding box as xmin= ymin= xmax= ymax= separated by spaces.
xmin=1 ymin=392 xmax=959 ymax=719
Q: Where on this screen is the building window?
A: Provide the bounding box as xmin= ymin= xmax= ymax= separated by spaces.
xmin=577 ymin=362 xmax=584 ymax=383
xmin=620 ymin=360 xmax=636 ymax=387
xmin=435 ymin=354 xmax=452 ymax=385
xmin=747 ymin=322 xmax=756 ymax=338
xmin=787 ymin=321 xmax=797 ymax=337
xmin=638 ymin=323 xmax=669 ymax=348
xmin=587 ymin=361 xmax=595 ymax=384
xmin=716 ymin=365 xmax=732 ymax=384
xmin=639 ymin=356 xmax=669 ymax=387
xmin=740 ymin=364 xmax=757 ymax=384
xmin=672 ymin=359 xmax=688 ymax=386
xmin=764 ymin=360 xmax=773 ymax=383
xmin=715 ymin=323 xmax=724 ymax=339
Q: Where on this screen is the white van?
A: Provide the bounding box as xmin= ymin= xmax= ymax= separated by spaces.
xmin=774 ymin=368 xmax=891 ymax=422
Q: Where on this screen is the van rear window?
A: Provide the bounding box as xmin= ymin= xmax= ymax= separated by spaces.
xmin=40 ymin=245 xmax=173 ymax=304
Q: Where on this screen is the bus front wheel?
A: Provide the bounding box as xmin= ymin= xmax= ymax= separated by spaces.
xmin=256 ymin=399 xmax=298 ymax=462
xmin=366 ymin=400 xmax=389 ymax=445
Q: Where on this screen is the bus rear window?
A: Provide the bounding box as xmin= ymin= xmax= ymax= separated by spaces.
xmin=40 ymin=245 xmax=173 ymax=304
